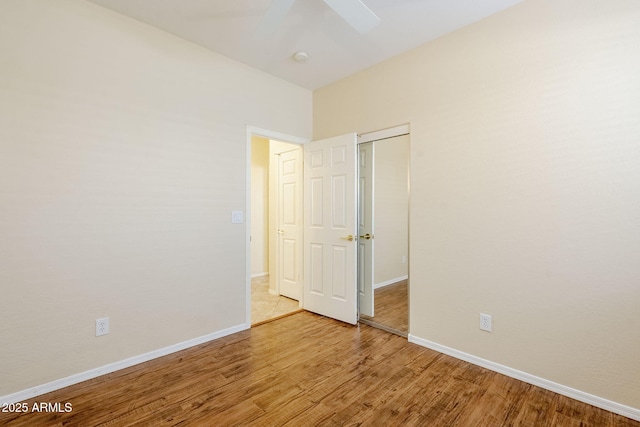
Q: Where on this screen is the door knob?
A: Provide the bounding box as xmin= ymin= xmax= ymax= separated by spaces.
xmin=340 ymin=235 xmax=355 ymax=242
xmin=359 ymin=233 xmax=372 ymax=240
xmin=277 ymin=229 xmax=284 ymax=234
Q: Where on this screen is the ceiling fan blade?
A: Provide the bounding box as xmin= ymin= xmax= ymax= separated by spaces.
xmin=254 ymin=0 xmax=296 ymax=39
xmin=322 ymin=0 xmax=380 ymax=34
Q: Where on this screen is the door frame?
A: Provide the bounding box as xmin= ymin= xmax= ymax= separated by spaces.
xmin=246 ymin=126 xmax=308 ymax=327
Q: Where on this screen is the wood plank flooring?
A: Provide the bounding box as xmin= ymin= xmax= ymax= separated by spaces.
xmin=1 ymin=311 xmax=637 ymax=426
xmin=360 ymin=280 xmax=408 ymax=334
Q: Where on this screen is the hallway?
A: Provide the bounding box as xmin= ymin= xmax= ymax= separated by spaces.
xmin=251 ymin=275 xmax=300 ymax=325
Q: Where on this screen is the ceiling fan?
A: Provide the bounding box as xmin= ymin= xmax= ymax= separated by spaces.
xmin=255 ymin=0 xmax=381 ymax=38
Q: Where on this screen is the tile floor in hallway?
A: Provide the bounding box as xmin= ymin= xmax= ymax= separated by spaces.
xmin=251 ymin=275 xmax=301 ymax=324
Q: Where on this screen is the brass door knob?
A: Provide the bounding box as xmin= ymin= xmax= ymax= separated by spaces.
xmin=340 ymin=235 xmax=355 ymax=242
xmin=359 ymin=233 xmax=372 ymax=240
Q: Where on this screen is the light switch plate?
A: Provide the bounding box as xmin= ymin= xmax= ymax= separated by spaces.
xmin=231 ymin=210 xmax=244 ymax=224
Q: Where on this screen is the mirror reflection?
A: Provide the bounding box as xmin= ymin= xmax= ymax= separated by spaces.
xmin=358 ymin=134 xmax=409 ymax=336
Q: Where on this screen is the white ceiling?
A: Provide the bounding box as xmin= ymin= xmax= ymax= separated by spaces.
xmin=86 ymin=0 xmax=524 ymax=90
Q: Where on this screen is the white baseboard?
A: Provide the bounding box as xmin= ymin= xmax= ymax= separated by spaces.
xmin=0 ymin=323 xmax=248 ymax=405
xmin=374 ymin=275 xmax=408 ymax=290
xmin=408 ymin=334 xmax=640 ymax=422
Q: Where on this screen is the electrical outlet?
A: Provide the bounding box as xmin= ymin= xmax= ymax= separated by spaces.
xmin=479 ymin=313 xmax=492 ymax=332
xmin=96 ymin=317 xmax=109 ymax=337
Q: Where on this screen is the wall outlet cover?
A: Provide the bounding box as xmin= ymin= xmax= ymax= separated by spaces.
xmin=96 ymin=317 xmax=110 ymax=336
xmin=480 ymin=313 xmax=492 ymax=332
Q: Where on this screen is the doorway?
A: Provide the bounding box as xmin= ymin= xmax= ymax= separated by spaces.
xmin=357 ymin=127 xmax=410 ymax=336
xmin=246 ymin=126 xmax=408 ymax=330
xmin=248 ymin=130 xmax=305 ymax=326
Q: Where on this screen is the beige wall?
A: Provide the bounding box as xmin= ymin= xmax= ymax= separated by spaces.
xmin=315 ymin=0 xmax=640 ymax=409
xmin=0 ymin=0 xmax=311 ymax=396
xmin=251 ymin=136 xmax=270 ymax=276
xmin=373 ymin=135 xmax=409 ymax=286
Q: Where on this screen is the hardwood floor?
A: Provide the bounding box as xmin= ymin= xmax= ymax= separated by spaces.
xmin=1 ymin=312 xmax=637 ymax=426
xmin=360 ymin=280 xmax=408 ymax=335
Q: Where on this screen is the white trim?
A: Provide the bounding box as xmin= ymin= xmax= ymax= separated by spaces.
xmin=374 ymin=275 xmax=408 ymax=290
xmin=246 ymin=130 xmax=252 ymax=327
xmin=358 ymin=124 xmax=409 ymax=144
xmin=248 ymin=126 xmax=309 ymax=146
xmin=0 ymin=324 xmax=248 ymax=405
xmin=408 ymin=334 xmax=640 ymax=422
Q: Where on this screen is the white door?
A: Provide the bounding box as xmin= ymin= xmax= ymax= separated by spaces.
xmin=303 ymin=133 xmax=358 ymax=324
xmin=358 ymin=142 xmax=375 ymax=316
xmin=277 ymin=147 xmax=302 ymax=300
